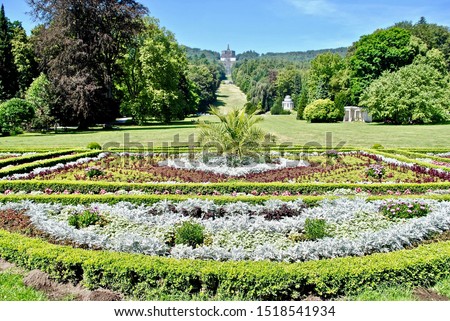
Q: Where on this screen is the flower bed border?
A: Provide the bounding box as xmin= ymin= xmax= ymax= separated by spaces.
xmin=0 ymin=180 xmax=449 ymax=196
xmin=0 ymin=229 xmax=449 ymax=299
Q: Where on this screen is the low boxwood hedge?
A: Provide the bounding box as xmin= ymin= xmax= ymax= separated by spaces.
xmin=0 ymin=230 xmax=449 ymax=299
xmin=0 ymin=180 xmax=449 ymax=195
xmin=0 ymin=149 xmax=81 ymax=169
xmin=0 ymin=151 xmax=101 ymax=178
xmin=0 ymin=193 xmax=449 ymax=207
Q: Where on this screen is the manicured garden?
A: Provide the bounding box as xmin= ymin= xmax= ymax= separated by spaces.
xmin=0 ymin=146 xmax=449 ymax=300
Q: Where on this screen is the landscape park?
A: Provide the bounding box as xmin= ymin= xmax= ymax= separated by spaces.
xmin=0 ymin=0 xmax=450 ymax=304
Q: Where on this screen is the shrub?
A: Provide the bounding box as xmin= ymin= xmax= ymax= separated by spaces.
xmin=87 ymin=142 xmax=102 ymax=150
xmin=68 ymin=208 xmax=108 ymax=229
xmin=381 ymin=200 xmax=431 ymax=219
xmin=366 ymin=164 xmax=386 ymax=180
xmin=0 ymin=98 xmax=35 ymax=135
xmin=303 ymin=99 xmax=341 ymax=123
xmin=304 ymin=218 xmax=328 ymax=240
xmin=85 ymin=167 xmax=104 ymax=178
xmin=372 ymin=144 xmax=384 ymax=150
xmin=174 ymin=221 xmax=205 ymax=247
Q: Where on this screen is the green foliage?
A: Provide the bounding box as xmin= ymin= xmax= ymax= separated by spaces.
xmin=0 ymin=98 xmax=35 ymax=134
xmin=85 ymin=167 xmax=104 ymax=178
xmin=86 ymin=142 xmax=102 ymax=150
xmin=304 ymin=218 xmax=328 ymax=240
xmin=270 ymin=96 xmax=290 ymax=115
xmin=25 ymin=73 xmax=54 ymax=131
xmin=381 ymin=200 xmax=431 ymax=219
xmin=360 ymin=63 xmax=450 ymax=124
xmin=10 ymin=24 xmax=37 ymax=96
xmin=174 ymin=221 xmax=205 ymax=247
xmin=0 ymin=151 xmax=101 ymax=177
xmin=296 ymin=88 xmax=308 ymax=120
xmin=198 ymin=106 xmax=265 ymax=159
xmin=348 ymin=27 xmax=421 ymax=102
xmin=0 ymin=229 xmax=449 ymax=300
xmin=372 ymin=144 xmax=384 ymax=150
xmin=366 ymin=164 xmax=385 ymax=180
xmin=303 ymin=99 xmax=341 ymax=123
xmin=118 ymin=18 xmax=197 ymax=124
xmin=0 ymin=4 xmax=18 ymax=100
xmin=307 ymin=52 xmax=345 ymax=101
xmin=0 ymin=272 xmax=48 ymax=301
xmin=68 ymin=209 xmax=108 ymax=229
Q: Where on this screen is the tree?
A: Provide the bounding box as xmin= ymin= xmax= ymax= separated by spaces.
xmin=0 ymin=4 xmax=18 ymax=100
xmin=360 ymin=63 xmax=450 ymax=124
xmin=275 ymin=67 xmax=302 ymax=98
xmin=117 ymin=19 xmax=197 ymax=124
xmin=199 ymin=107 xmax=265 ymax=160
xmin=395 ymin=18 xmax=450 ymax=70
xmin=296 ymin=88 xmax=308 ymax=120
xmin=0 ymin=98 xmax=35 ymax=134
xmin=307 ymin=52 xmax=344 ymax=102
xmin=348 ymin=27 xmax=422 ymax=102
xmin=26 ymin=73 xmax=55 ymax=130
xmin=11 ymin=24 xmax=38 ymax=96
xmin=28 ymin=0 xmax=148 ymax=128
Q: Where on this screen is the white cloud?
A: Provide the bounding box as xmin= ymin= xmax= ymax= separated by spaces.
xmin=286 ymin=0 xmax=337 ymax=16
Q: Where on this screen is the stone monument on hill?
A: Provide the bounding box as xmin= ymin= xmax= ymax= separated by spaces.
xmin=220 ymin=44 xmax=236 ymax=75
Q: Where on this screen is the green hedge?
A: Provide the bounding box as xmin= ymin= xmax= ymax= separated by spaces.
xmin=0 ymin=230 xmax=449 ymax=299
xmin=383 ymin=149 xmax=450 ymax=164
xmin=0 ymin=149 xmax=81 ymax=169
xmin=0 ymin=180 xmax=449 ymax=195
xmin=364 ymin=149 xmax=450 ymax=172
xmin=0 ymin=193 xmax=449 ymax=207
xmin=0 ymin=151 xmax=101 ymax=178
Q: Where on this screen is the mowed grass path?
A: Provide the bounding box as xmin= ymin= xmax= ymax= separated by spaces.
xmin=0 ymin=82 xmax=449 ymax=149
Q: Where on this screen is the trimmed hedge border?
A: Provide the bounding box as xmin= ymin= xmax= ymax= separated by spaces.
xmin=0 ymin=193 xmax=449 ymax=206
xmin=0 ymin=149 xmax=82 ymax=169
xmin=0 ymin=180 xmax=449 ymax=195
xmin=363 ymin=149 xmax=450 ymax=172
xmin=0 ymin=151 xmax=101 ymax=178
xmin=0 ymin=229 xmax=449 ymax=299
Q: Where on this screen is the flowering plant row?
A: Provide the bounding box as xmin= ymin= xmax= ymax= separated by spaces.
xmin=2 ymin=151 xmax=450 ymax=184
xmin=1 ymin=198 xmax=448 ymax=262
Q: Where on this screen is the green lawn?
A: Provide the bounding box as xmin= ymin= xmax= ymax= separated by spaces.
xmin=0 ymin=82 xmax=449 ymax=149
xmin=0 ymin=272 xmax=47 ymax=301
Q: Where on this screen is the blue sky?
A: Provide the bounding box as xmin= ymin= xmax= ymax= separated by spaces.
xmin=2 ymin=0 xmax=450 ymax=53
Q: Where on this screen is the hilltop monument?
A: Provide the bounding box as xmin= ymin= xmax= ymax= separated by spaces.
xmin=220 ymin=44 xmax=236 ymax=75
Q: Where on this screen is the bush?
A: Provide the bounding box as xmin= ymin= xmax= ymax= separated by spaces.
xmin=68 ymin=208 xmax=108 ymax=229
xmin=303 ymin=99 xmax=341 ymax=123
xmin=304 ymin=218 xmax=328 ymax=240
xmin=87 ymin=142 xmax=102 ymax=150
xmin=85 ymin=167 xmax=104 ymax=178
xmin=372 ymin=144 xmax=384 ymax=150
xmin=366 ymin=164 xmax=386 ymax=180
xmin=0 ymin=98 xmax=35 ymax=135
xmin=174 ymin=221 xmax=205 ymax=247
xmin=381 ymin=200 xmax=431 ymax=219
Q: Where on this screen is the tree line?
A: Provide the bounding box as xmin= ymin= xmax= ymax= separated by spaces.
xmin=232 ymin=18 xmax=450 ymax=124
xmin=0 ymin=0 xmax=225 ymax=135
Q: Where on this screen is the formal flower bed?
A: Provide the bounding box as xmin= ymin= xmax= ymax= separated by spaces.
xmin=1 ymin=198 xmax=449 ymax=262
xmin=2 ymin=152 xmax=450 ymax=184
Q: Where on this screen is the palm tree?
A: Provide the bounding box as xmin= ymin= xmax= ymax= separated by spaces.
xmin=198 ymin=106 xmax=265 ymax=160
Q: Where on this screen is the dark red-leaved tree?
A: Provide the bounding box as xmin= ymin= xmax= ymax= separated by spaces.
xmin=28 ymin=0 xmax=148 ymax=129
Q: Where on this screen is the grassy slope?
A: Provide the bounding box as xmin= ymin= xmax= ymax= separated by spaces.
xmin=0 ymin=82 xmax=448 ymax=149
